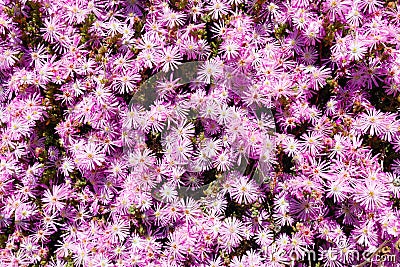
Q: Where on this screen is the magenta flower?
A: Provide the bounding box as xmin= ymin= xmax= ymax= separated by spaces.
xmin=42 ymin=184 xmax=70 ymax=213
xmin=76 ymin=142 xmax=105 ymax=170
xmin=353 ymin=180 xmax=390 ymax=211
xmin=158 ymin=46 xmax=182 ymax=72
xmin=0 ymin=0 xmax=399 ymax=266
xmin=219 ymin=217 xmax=246 ymax=253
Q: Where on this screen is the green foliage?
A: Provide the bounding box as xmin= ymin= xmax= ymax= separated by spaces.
xmin=274 ymin=23 xmax=289 ymax=39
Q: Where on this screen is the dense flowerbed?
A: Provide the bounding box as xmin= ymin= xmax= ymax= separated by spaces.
xmin=1 ymin=0 xmax=400 ymax=266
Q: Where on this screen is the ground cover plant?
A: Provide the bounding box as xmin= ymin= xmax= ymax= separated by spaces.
xmin=0 ymin=0 xmax=400 ymax=266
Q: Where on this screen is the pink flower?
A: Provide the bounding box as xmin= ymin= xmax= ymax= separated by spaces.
xmin=357 ymin=108 xmax=387 ymax=136
xmin=353 ymin=180 xmax=389 ymax=210
xmin=207 ymin=0 xmax=230 ymax=20
xmin=76 ymin=142 xmax=105 ymax=171
xmin=219 ymin=217 xmax=246 ymax=253
xmin=158 ymin=46 xmax=182 ymax=72
xmin=42 ymin=184 xmax=70 ymax=213
xmin=308 ymin=66 xmax=331 ymax=90
xmin=347 ymin=38 xmax=367 ymax=61
xmin=229 ymin=174 xmax=260 ymax=205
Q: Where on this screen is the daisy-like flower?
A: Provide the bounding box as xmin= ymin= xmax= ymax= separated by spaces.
xmin=213 ymin=149 xmax=233 ymax=171
xmin=205 ymin=257 xmax=224 ymax=267
xmin=290 ymin=197 xmax=320 ymax=221
xmin=299 ymin=46 xmax=318 ymax=65
xmin=106 ymin=19 xmax=123 ymax=36
xmin=243 ymin=84 xmax=267 ymax=107
xmin=170 ymin=137 xmax=193 ymax=162
xmin=9 ymin=119 xmax=31 ymax=139
xmin=323 ymin=0 xmax=351 ymax=21
xmin=178 ymin=197 xmax=201 ymax=223
xmin=189 ymin=4 xmax=204 ymax=22
xmin=220 ymin=40 xmax=240 ymax=60
xmin=207 ymin=0 xmax=230 ymax=20
xmin=325 ymin=177 xmax=350 ymax=203
xmin=255 ymin=229 xmax=274 ymax=247
xmin=40 ymin=17 xmax=62 ymax=43
xmin=128 ymin=148 xmax=156 ymax=170
xmin=289 ymin=232 xmax=308 ymax=260
xmin=199 ymin=103 xmax=220 ymax=124
xmin=162 ymin=7 xmax=186 ymax=28
xmin=0 ymin=47 xmax=18 ymax=69
xmin=358 ymin=108 xmax=386 ymax=136
xmin=380 ymin=116 xmax=399 ymax=142
xmin=204 ymin=119 xmax=221 ymax=135
xmin=385 ymin=173 xmax=400 ymax=199
xmin=202 ymin=138 xmax=223 ymax=159
xmin=194 ymin=148 xmax=216 ymax=171
xmin=210 ymin=21 xmax=228 ymax=37
xmin=73 ymin=96 xmax=95 ymax=124
xmin=170 ymin=119 xmax=195 ymax=141
xmin=181 ymin=36 xmax=197 ymax=60
xmin=166 ymin=230 xmax=188 ymax=262
xmin=345 ymin=5 xmax=363 ymax=26
xmin=162 ymin=201 xmax=181 ymax=222
xmin=304 ymin=21 xmax=322 ymax=46
xmin=392 ymin=134 xmax=400 ymax=153
xmin=348 ymin=39 xmax=367 ymax=61
xmin=329 ymin=134 xmax=348 ymax=159
xmin=263 ymin=2 xmax=282 ymax=21
xmin=263 ymin=243 xmax=290 ymax=266
xmin=107 ymin=217 xmax=130 ymax=243
xmin=219 ymin=217 xmax=246 ymax=252
xmin=216 ymin=104 xmax=233 ymax=125
xmin=72 ymin=244 xmax=90 ymax=266
xmin=30 ymin=44 xmax=49 ymax=70
xmin=42 ymin=184 xmax=70 ymax=213
xmin=308 ymin=66 xmax=331 ymax=90
xmin=229 ymin=175 xmax=259 ymax=205
xmin=359 ymin=0 xmax=383 ymax=13
xmin=284 ymin=30 xmax=305 ymax=54
xmin=244 ymin=129 xmax=264 ymax=157
xmin=292 ymin=12 xmax=309 ymax=31
xmin=76 ymin=142 xmax=105 ymax=171
xmin=47 ymin=259 xmax=68 ymax=267
xmin=353 ymin=180 xmax=389 ymax=210
xmin=156 ymin=73 xmax=181 ymax=98
xmin=282 ymin=136 xmax=301 ymax=157
xmin=158 ymin=46 xmax=182 ymax=72
xmin=318 ymin=246 xmax=341 ymax=267
xmin=158 ymin=183 xmax=178 ymax=202
xmin=0 ymin=15 xmax=11 ymax=35
xmin=112 ymin=70 xmax=141 ymax=94
xmin=183 ymin=172 xmax=203 ymax=189
xmin=203 ymin=194 xmax=227 ymax=215
xmin=197 ymin=59 xmax=224 ymax=84
xmin=353 ymin=220 xmax=378 ymax=247
xmin=299 ymin=132 xmax=324 ymax=156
